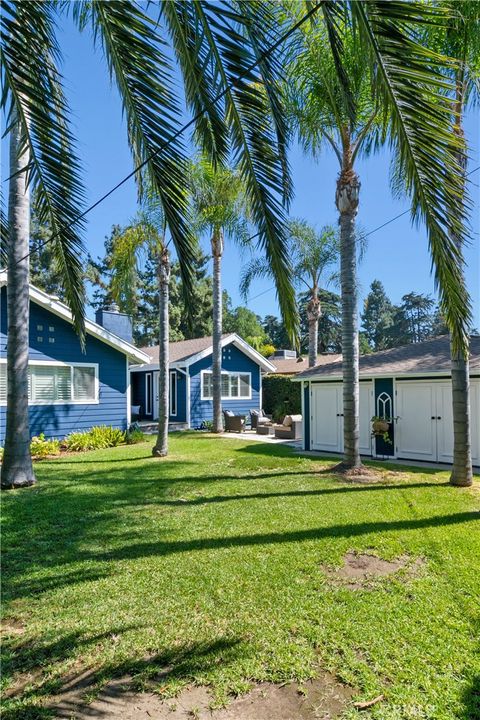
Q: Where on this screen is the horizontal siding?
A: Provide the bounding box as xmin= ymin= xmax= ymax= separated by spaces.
xmin=189 ymin=342 xmax=261 ymax=428
xmin=1 ymin=288 xmax=128 ymax=442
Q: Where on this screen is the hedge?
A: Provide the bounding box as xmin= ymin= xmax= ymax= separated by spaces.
xmin=262 ymin=374 xmax=301 ymax=422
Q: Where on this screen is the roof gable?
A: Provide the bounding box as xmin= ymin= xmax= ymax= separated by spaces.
xmin=0 ymin=272 xmax=149 ymax=363
xmin=135 ymin=333 xmax=276 ymax=372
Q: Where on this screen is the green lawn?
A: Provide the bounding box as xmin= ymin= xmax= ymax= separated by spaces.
xmin=1 ymin=435 xmax=479 ymax=719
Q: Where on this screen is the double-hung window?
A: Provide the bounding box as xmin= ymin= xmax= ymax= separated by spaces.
xmin=0 ymin=362 xmax=98 ymax=404
xmin=201 ymin=371 xmax=251 ymax=400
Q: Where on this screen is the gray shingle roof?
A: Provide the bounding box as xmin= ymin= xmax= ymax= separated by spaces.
xmin=269 ymin=354 xmax=342 ymax=374
xmin=295 ymin=335 xmax=480 ymax=380
xmin=140 ymin=335 xmax=226 ymax=364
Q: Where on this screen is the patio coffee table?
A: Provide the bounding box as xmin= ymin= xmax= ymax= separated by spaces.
xmin=256 ymin=424 xmax=274 ymax=436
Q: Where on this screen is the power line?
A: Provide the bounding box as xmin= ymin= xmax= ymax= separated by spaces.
xmin=11 ymin=2 xmax=322 ymax=267
xmin=246 ymin=164 xmax=480 ymax=304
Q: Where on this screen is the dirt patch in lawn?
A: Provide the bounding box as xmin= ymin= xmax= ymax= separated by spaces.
xmin=320 ymin=463 xmax=386 ymax=484
xmin=52 ymin=670 xmax=355 ymax=719
xmin=324 ymin=552 xmax=425 ymax=590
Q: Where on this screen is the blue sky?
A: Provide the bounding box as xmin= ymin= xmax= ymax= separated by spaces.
xmin=2 ymin=13 xmax=479 ymax=328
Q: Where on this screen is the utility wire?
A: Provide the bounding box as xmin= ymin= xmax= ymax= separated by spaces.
xmin=246 ymin=164 xmax=480 ymax=304
xmin=10 ymin=2 xmax=322 ymax=267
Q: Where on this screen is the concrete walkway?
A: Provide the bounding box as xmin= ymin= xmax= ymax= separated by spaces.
xmin=218 ymin=429 xmax=301 ymax=448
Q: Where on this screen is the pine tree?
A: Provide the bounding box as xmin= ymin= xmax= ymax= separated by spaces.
xmin=361 ymin=280 xmax=394 ymax=351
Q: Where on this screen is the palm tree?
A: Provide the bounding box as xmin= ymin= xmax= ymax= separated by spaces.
xmin=426 ymin=1 xmax=479 ymax=487
xmin=1 ymin=1 xmax=472 ymax=482
xmin=189 ymin=159 xmax=249 ymax=432
xmin=241 ymin=220 xmax=339 ymax=367
xmin=285 ymin=2 xmax=471 ymax=470
xmin=1 ymin=1 xmax=297 ymax=487
xmin=109 ymin=202 xmax=172 ymax=457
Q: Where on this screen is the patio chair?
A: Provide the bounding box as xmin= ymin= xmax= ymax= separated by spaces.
xmin=250 ymin=409 xmax=271 ymax=429
xmin=223 ymin=410 xmax=246 ymax=433
xmin=273 ymin=414 xmax=302 ymax=440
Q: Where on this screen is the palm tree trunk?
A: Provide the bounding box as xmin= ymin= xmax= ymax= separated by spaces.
xmin=307 ymin=291 xmax=321 ymax=368
xmin=449 ymin=81 xmax=472 ymax=487
xmin=211 ymin=229 xmax=224 ymax=433
xmin=1 ymin=115 xmax=35 ymax=489
xmin=336 ymin=143 xmax=361 ymax=469
xmin=153 ymin=247 xmax=170 ymax=457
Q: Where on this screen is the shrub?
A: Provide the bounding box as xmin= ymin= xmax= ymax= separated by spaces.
xmin=200 ymin=420 xmax=214 ymax=432
xmin=30 ymin=434 xmax=61 ymax=459
xmin=125 ymin=429 xmax=145 ymax=444
xmin=262 ymin=375 xmax=301 ymax=421
xmin=64 ymin=426 xmax=125 ymax=451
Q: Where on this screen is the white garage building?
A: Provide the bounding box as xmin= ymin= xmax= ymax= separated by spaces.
xmin=294 ymin=335 xmax=480 ymax=467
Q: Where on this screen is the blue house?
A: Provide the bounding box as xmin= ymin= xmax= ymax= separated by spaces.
xmin=130 ymin=334 xmax=275 ymax=428
xmin=0 ymin=273 xmax=149 ymax=443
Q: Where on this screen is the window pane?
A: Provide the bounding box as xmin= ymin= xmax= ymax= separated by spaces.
xmin=0 ymin=364 xmax=6 ymax=402
xmin=221 ymin=374 xmax=229 ymax=397
xmin=73 ymin=366 xmax=95 ymax=401
xmin=239 ymin=374 xmax=250 ymax=397
xmin=31 ymin=366 xmax=56 ymax=402
xmin=203 ymin=372 xmax=213 ymax=399
xmin=56 ymin=367 xmax=71 ymax=400
xmin=229 ymin=374 xmax=239 ymax=397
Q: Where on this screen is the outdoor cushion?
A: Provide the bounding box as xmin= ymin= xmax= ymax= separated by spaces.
xmin=283 ymin=415 xmax=293 ymax=427
xmin=224 ymin=410 xmax=234 ymax=417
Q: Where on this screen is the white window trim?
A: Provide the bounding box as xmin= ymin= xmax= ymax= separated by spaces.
xmin=0 ymin=359 xmax=99 ymax=405
xmin=170 ymin=371 xmax=177 ymax=417
xmin=200 ymin=369 xmax=252 ymax=401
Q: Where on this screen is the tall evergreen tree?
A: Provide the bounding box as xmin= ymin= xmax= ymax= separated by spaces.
xmin=361 ymin=280 xmax=394 ymax=351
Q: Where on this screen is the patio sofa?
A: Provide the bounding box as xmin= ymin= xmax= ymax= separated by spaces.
xmin=273 ymin=414 xmax=302 ymax=440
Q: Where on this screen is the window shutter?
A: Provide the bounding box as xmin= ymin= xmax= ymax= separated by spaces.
xmin=31 ymin=366 xmax=56 ymax=402
xmin=0 ymin=364 xmax=6 ymax=402
xmin=56 ymin=367 xmax=71 ymax=401
xmin=73 ymin=366 xmax=96 ymax=401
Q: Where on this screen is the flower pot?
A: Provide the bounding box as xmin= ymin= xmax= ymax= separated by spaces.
xmin=372 ymin=419 xmax=390 ymax=435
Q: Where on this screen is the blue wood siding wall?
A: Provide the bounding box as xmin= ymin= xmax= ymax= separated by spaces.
xmin=189 ymin=343 xmax=261 ymax=428
xmin=1 ymin=289 xmax=128 ymax=443
xmin=173 ymin=371 xmax=187 ymax=423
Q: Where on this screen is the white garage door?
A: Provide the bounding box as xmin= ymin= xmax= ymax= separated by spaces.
xmin=396 ymin=379 xmax=480 ymax=464
xmin=310 ymin=383 xmax=372 ymax=455
xmin=311 ymin=384 xmax=342 ymax=452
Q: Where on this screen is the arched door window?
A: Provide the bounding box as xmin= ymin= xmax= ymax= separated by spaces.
xmin=377 ymin=392 xmax=392 ymax=419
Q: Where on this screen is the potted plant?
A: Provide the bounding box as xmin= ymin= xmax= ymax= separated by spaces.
xmin=371 ymin=416 xmax=394 ymax=444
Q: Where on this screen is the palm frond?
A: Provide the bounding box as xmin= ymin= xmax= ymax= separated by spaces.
xmin=159 ymin=1 xmax=229 ymax=167
xmin=352 ymin=0 xmax=471 ymax=355
xmin=83 ymin=0 xmax=197 ymax=294
xmin=239 ymin=256 xmax=270 ymax=301
xmin=192 ymin=1 xmax=298 ymax=346
xmin=1 ymin=0 xmax=86 ymax=339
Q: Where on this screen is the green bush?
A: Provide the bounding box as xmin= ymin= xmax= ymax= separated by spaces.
xmin=125 ymin=429 xmax=145 ymax=444
xmin=64 ymin=426 xmax=125 ymax=452
xmin=30 ymin=434 xmax=61 ymax=458
xmin=262 ymin=374 xmax=301 ymax=422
